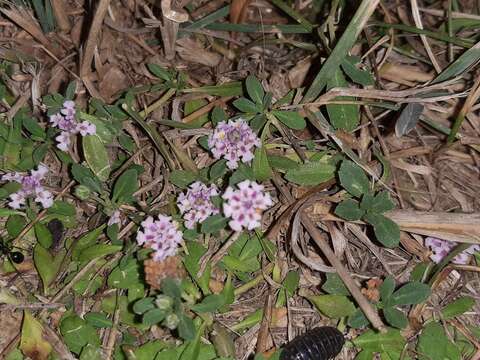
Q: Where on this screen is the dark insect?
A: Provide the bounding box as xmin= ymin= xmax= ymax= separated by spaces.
xmin=280 ymin=326 xmax=345 ymax=360
xmin=0 ymin=239 xmax=24 ymax=264
xmin=47 ymin=219 xmax=65 ymax=245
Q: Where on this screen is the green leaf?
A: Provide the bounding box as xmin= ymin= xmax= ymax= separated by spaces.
xmin=177 ymin=313 xmax=196 ymax=341
xmin=71 ymin=163 xmax=102 ymax=193
xmin=322 ymin=273 xmax=350 ymax=296
xmin=169 ymin=170 xmax=198 ymax=189
xmin=84 ymin=312 xmax=113 ymax=328
xmin=34 ymin=222 xmax=53 ymax=249
xmin=348 ymin=308 xmax=369 ymax=329
xmin=441 ymin=297 xmax=475 ymax=320
xmin=362 ymin=191 xmax=395 ymax=213
xmin=271 ymin=110 xmax=306 ymax=130
xmin=383 ymin=307 xmax=408 ymax=329
xmin=47 ymin=200 xmax=76 ymax=216
xmin=191 ymin=294 xmax=225 ymax=313
xmin=335 ymin=199 xmax=365 ymax=221
xmin=326 ymin=68 xmax=359 ymax=131
xmin=229 ymin=163 xmax=255 ymax=185
xmin=143 ymin=309 xmax=167 ymax=326
xmin=283 ymin=271 xmax=300 ymax=298
xmin=285 ymin=160 xmax=335 ymax=186
xmin=432 ymin=43 xmax=480 ymax=84
xmin=80 ymin=344 xmax=103 ymax=360
xmin=233 ymin=98 xmax=260 ymax=113
xmin=211 ymin=106 xmax=227 ymax=126
xmin=112 ymin=168 xmax=138 ymax=204
xmin=133 ymin=341 xmax=168 ymax=360
xmin=33 ymin=244 xmax=63 ymax=292
xmin=258 ymin=235 xmax=276 ymax=262
xmin=341 ymin=56 xmax=374 ymax=86
xmin=246 ymin=75 xmax=265 ymax=105
xmin=147 ymin=63 xmax=172 ymax=81
xmin=201 ymin=214 xmax=228 ymax=234
xmin=78 ymin=244 xmax=122 ymax=263
xmin=353 ymin=328 xmax=406 ymax=353
xmin=133 ymin=297 xmax=156 ymax=315
xmin=209 ymin=159 xmax=228 ymax=181
xmin=6 ymin=214 xmax=26 ymax=238
xmin=82 ymin=135 xmax=110 ymax=182
xmin=60 ymin=315 xmax=100 ymax=355
xmin=380 ymin=276 xmax=395 ymax=302
xmin=303 ymin=0 xmax=379 ymax=102
xmin=363 ymin=213 xmax=400 ymax=248
xmin=108 ymin=258 xmax=141 ymax=289
xmin=184 ymin=81 xmax=243 ymax=97
xmin=71 ymin=225 xmax=105 ymax=260
xmin=267 ymin=155 xmax=299 ymax=171
xmin=307 ymin=294 xmax=356 ymax=318
xmin=417 ymin=322 xmax=461 ymax=360
xmin=410 ymin=262 xmax=430 ymax=282
xmin=389 ymin=281 xmax=431 ymax=306
xmin=252 ymin=146 xmax=272 ymax=182
xmin=20 ymin=311 xmax=52 ymax=360
xmin=339 ymin=160 xmax=370 ymax=197
xmin=22 ymin=116 xmax=46 ymax=139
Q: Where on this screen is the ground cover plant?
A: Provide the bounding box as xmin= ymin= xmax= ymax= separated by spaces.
xmin=0 ymin=0 xmax=479 ymax=359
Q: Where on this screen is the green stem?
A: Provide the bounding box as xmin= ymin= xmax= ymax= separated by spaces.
xmin=447 ymin=112 xmax=465 ymax=144
xmin=140 ymin=88 xmax=176 ymax=117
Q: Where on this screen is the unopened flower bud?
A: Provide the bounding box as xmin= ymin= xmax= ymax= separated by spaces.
xmin=74 ymin=185 xmax=91 ymax=200
xmin=155 ymin=295 xmax=173 ymax=311
xmin=164 ymin=313 xmax=179 ymax=330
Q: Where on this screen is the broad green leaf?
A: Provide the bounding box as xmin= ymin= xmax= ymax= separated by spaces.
xmin=283 ymin=271 xmax=300 ymax=298
xmin=211 ymin=324 xmax=236 ymax=358
xmin=389 ymin=281 xmax=431 ymax=306
xmin=177 ymin=313 xmax=196 ymax=341
xmin=201 ymin=214 xmax=228 ymax=234
xmin=364 ymin=213 xmax=400 ymax=248
xmin=22 ymin=116 xmax=46 ymax=139
xmin=417 ymin=322 xmax=461 ymax=360
xmin=335 ymin=199 xmax=364 ymax=221
xmin=60 ymin=315 xmax=100 ymax=354
xmin=211 ymin=106 xmax=227 ymax=126
xmin=307 ymin=294 xmax=356 ymax=318
xmin=78 ymin=244 xmax=122 ymax=263
xmin=322 ymin=273 xmax=350 ymax=296
xmin=339 ymin=160 xmax=370 ymax=197
xmin=20 ymin=311 xmax=52 ymax=360
xmin=233 ymin=98 xmax=260 ymax=114
xmin=441 ymin=297 xmax=475 ymax=320
xmin=133 ymin=297 xmax=156 ymax=315
xmin=383 ymin=307 xmax=408 ymax=329
xmin=252 ymin=146 xmax=272 ymax=182
xmin=285 ymin=160 xmax=335 ymax=186
xmin=326 ymin=68 xmax=359 ymax=131
xmin=353 ymin=328 xmax=406 ymax=353
xmin=169 ymin=170 xmax=198 ymax=189
xmin=432 ymin=42 xmax=480 ymax=84
xmin=209 ymin=159 xmax=228 ymax=181
xmin=258 ymin=235 xmax=276 ymax=262
xmin=84 ymin=312 xmax=113 ymax=328
xmin=108 ymin=258 xmax=141 ymax=289
xmin=229 ymin=163 xmax=255 ymax=185
xmin=246 ymin=75 xmax=265 ymax=105
xmin=348 ymin=308 xmax=369 ymax=328
xmin=341 ymin=56 xmax=374 ymax=86
xmin=267 ymin=155 xmax=299 ymax=171
xmin=6 ymin=214 xmax=26 ymax=238
xmin=161 ymin=278 xmax=182 ymax=299
xmin=143 ymin=309 xmax=167 ymax=326
xmin=34 ymin=222 xmax=53 ymax=248
xmin=222 ymin=273 xmax=235 ymax=305
xmin=72 ymin=225 xmax=105 ymax=260
xmin=47 ymin=200 xmax=76 ymax=216
xmin=191 ymin=294 xmax=225 ymax=313
xmin=112 ymin=168 xmax=138 ymax=204
xmin=271 ymin=110 xmax=306 ymax=130
xmin=147 ymin=63 xmax=172 ymax=81
xmin=80 ymin=344 xmax=102 ymax=360
xmin=380 ymin=276 xmax=395 ymax=302
xmin=0 ymin=208 xmax=25 ymax=217
xmin=410 ymin=262 xmax=430 ymax=282
xmin=33 ymin=244 xmax=63 ymax=293
xmin=134 ymin=341 xmax=168 ymax=360
xmin=361 ymin=191 xmax=395 ymax=213
xmin=71 ymin=163 xmax=102 ymax=193
xmin=83 ymin=135 xmax=111 ymax=182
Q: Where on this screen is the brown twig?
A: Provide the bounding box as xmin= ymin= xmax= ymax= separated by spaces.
xmin=300 ymin=212 xmax=387 ymax=333
xmin=80 ymin=0 xmax=111 ymax=77
xmin=255 ymin=291 xmax=274 ymax=354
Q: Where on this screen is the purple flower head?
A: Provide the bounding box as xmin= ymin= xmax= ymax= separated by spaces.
xmin=177 ymin=181 xmax=219 ymax=229
xmin=222 ymin=180 xmax=272 ymax=232
xmin=136 ymin=214 xmax=183 ymax=261
xmin=425 ymin=237 xmax=480 ymax=265
xmin=208 ymin=119 xmax=261 ymax=169
xmin=1 ymin=164 xmax=53 ymax=209
xmin=108 ymin=210 xmax=122 ymax=227
xmin=48 ymin=101 xmax=96 ymax=151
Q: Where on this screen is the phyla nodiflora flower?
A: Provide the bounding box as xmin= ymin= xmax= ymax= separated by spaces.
xmin=208 ymin=119 xmax=261 ymax=169
xmin=222 ymin=180 xmax=272 ymax=232
xmin=425 ymin=237 xmax=479 ymax=265
xmin=49 ymin=100 xmax=96 ymax=151
xmin=177 ymin=181 xmax=219 ymax=229
xmin=136 ymin=214 xmax=183 ymax=261
xmin=1 ymin=164 xmax=53 ymax=209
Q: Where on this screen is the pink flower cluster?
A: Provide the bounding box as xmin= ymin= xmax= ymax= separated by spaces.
xmin=1 ymin=164 xmax=53 ymax=209
xmin=208 ymin=119 xmax=261 ymax=169
xmin=177 ymin=182 xmax=219 ymax=229
xmin=425 ymin=237 xmax=479 ymax=265
xmin=49 ymin=100 xmax=96 ymax=151
xmin=222 ymin=180 xmax=272 ymax=232
xmin=137 ymin=215 xmax=183 ymax=261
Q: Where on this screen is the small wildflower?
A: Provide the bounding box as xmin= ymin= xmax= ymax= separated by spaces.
xmin=208 ymin=119 xmax=261 ymax=169
xmin=177 ymin=181 xmax=219 ymax=229
xmin=48 ymin=101 xmax=95 ymax=151
xmin=136 ymin=215 xmax=183 ymax=261
xmin=1 ymin=164 xmax=53 ymax=209
xmin=425 ymin=237 xmax=480 ymax=265
xmin=107 ymin=210 xmax=122 ymax=226
xmin=222 ymin=180 xmax=272 ymax=232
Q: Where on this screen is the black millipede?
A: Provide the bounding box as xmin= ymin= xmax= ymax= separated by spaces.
xmin=280 ymin=326 xmax=345 ymax=360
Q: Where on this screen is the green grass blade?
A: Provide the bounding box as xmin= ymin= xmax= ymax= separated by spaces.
xmin=432 ymin=41 xmax=480 ymax=84
xmin=303 ymin=0 xmax=380 ymax=103
xmin=204 ymin=23 xmax=311 ymax=34
xmin=269 ymin=0 xmax=313 ymax=31
xmin=182 ymin=5 xmax=230 ymax=31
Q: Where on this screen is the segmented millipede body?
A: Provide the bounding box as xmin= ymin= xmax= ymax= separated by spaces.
xmin=280 ymin=326 xmax=345 ymax=360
